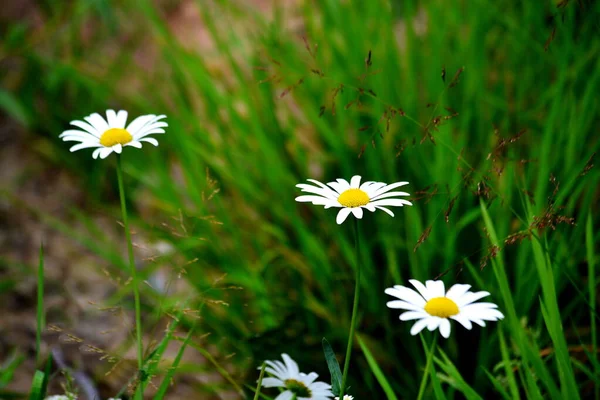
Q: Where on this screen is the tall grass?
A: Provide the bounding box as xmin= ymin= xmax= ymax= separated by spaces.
xmin=1 ymin=0 xmax=599 ymax=398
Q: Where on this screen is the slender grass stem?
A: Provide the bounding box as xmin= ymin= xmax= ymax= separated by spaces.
xmin=116 ymin=156 xmax=144 ymax=393
xmin=416 ymin=334 xmax=438 ymax=400
xmin=36 ymin=243 xmax=45 ymax=365
xmin=254 ymin=362 xmax=267 ymax=400
xmin=340 ymin=218 xmax=361 ymax=398
xmin=586 ymin=213 xmax=597 ymax=400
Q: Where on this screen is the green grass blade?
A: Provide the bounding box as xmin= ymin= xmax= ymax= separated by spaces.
xmin=35 ymin=243 xmax=44 ymax=366
xmin=27 ymin=371 xmax=44 ymax=400
xmin=322 ymin=337 xmax=343 ymax=396
xmin=586 ymin=211 xmax=598 ymax=399
xmin=357 ymin=334 xmax=398 ymax=400
xmin=153 ymin=326 xmax=196 ymax=400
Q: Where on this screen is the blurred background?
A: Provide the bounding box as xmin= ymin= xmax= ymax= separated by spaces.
xmin=1 ymin=0 xmax=599 ymax=399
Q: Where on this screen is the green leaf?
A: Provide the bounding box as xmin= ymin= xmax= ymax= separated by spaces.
xmin=0 ymin=89 xmax=30 ymax=128
xmin=357 ymin=335 xmax=398 ymax=400
xmin=28 ymin=371 xmax=45 ymax=400
xmin=322 ymin=338 xmax=343 ymax=396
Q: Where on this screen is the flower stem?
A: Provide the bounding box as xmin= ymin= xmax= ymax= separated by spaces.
xmin=116 ymin=156 xmax=144 ymax=389
xmin=340 ymin=218 xmax=361 ymax=398
xmin=416 ymin=334 xmax=438 ymax=400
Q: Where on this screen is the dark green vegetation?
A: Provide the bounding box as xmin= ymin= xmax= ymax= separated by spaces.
xmin=1 ymin=0 xmax=599 ymax=398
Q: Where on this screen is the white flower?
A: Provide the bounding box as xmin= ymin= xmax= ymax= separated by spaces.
xmin=295 ymin=175 xmax=412 ymax=224
xmin=259 ymin=353 xmax=333 ymax=400
xmin=385 ymin=279 xmax=504 ymax=339
xmin=44 ymin=396 xmax=76 ymax=400
xmin=59 ymin=110 xmax=167 ymax=159
xmin=335 ymin=396 xmax=354 ymax=400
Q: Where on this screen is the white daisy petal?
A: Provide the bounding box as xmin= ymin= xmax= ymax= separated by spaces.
xmin=335 ymin=178 xmax=351 ymax=189
xmin=125 ymin=141 xmax=143 ymax=148
xmin=385 ymin=286 xmax=427 ymax=307
xmin=70 ymin=120 xmax=101 ymax=137
xmin=299 ymin=372 xmax=319 ymax=386
xmin=275 ymin=391 xmax=294 ymax=400
xmin=408 ymin=279 xmax=433 ymax=301
xmin=370 ymin=191 xmax=411 ymax=200
xmin=113 ymin=144 xmax=123 ymax=154
xmin=374 ymin=205 xmax=395 ymax=217
xmin=85 ymin=113 xmax=110 ymax=132
xmin=351 ymin=207 xmax=363 ymax=219
xmin=439 ymin=318 xmax=451 ymax=338
xmin=115 ymin=110 xmax=128 ymax=128
xmin=296 ymin=184 xmax=339 ymax=200
xmin=281 ymin=354 xmax=299 ymax=378
xmin=368 ymin=199 xmax=413 ymax=207
xmin=426 ymin=280 xmax=446 ymax=298
xmin=139 ymin=137 xmax=159 ymax=146
xmin=362 ymin=182 xmax=387 ymax=197
xmin=426 ymin=317 xmax=442 ymax=331
xmin=99 ymin=147 xmax=113 ymax=159
xmin=450 ymin=314 xmax=473 ymax=330
xmin=386 ymin=300 xmax=425 ymax=311
xmin=261 ymin=377 xmax=285 ymax=388
xmin=336 ymin=207 xmax=352 ymax=224
xmin=92 ymin=148 xmax=103 ymax=159
xmin=409 ymin=317 xmax=430 ymax=336
xmin=371 ymin=181 xmax=410 ymax=197
xmin=59 ymin=129 xmax=97 ymax=139
xmin=399 ymin=311 xmax=429 ymax=320
xmin=69 ymin=142 xmax=102 ymax=152
xmin=295 ymin=195 xmax=338 ymax=206
xmin=126 ymin=115 xmax=154 ymax=135
xmin=350 ymin=175 xmax=362 ymax=188
xmin=134 ymin=128 xmax=166 ymax=139
xmin=456 ymin=291 xmax=491 ymax=307
xmin=445 ymin=284 xmax=472 ymax=301
xmin=301 ymin=180 xmax=341 ymax=198
xmin=106 ymin=109 xmax=118 ymax=126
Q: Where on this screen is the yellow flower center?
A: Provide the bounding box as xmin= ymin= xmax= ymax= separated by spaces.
xmin=100 ymin=128 xmax=133 ymax=147
xmin=424 ymin=297 xmax=459 ymax=318
xmin=284 ymin=379 xmax=311 ymax=397
xmin=338 ymin=188 xmax=370 ymax=208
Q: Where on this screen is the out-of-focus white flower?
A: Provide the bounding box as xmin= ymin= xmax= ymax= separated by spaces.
xmin=259 ymin=353 xmax=333 ymax=399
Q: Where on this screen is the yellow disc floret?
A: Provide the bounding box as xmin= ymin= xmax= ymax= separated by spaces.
xmin=284 ymin=379 xmax=311 ymax=397
xmin=338 ymin=188 xmax=370 ymax=208
xmin=100 ymin=128 xmax=133 ymax=147
xmin=424 ymin=297 xmax=459 ymax=318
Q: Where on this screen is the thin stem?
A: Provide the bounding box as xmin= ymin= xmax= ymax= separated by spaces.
xmin=340 ymin=218 xmax=361 ymax=398
xmin=253 ymin=362 xmax=267 ymax=400
xmin=36 ymin=242 xmax=45 ymax=365
xmin=116 ymin=156 xmax=144 ymax=383
xmin=416 ymin=334 xmax=438 ymax=400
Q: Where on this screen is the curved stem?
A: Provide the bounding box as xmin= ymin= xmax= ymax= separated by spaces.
xmin=416 ymin=334 xmax=438 ymax=400
xmin=116 ymin=156 xmax=144 ymax=385
xmin=340 ymin=218 xmax=361 ymax=398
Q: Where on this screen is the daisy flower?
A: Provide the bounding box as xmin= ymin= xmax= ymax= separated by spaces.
xmin=59 ymin=110 xmax=167 ymax=159
xmin=295 ymin=175 xmax=412 ymax=224
xmin=259 ymin=353 xmax=333 ymax=400
xmin=335 ymin=396 xmax=354 ymax=400
xmin=385 ymin=279 xmax=504 ymax=339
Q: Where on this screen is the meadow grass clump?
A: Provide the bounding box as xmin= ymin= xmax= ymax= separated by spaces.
xmin=0 ymin=0 xmax=599 ymax=399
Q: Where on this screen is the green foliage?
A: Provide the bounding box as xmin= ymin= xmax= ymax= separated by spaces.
xmin=322 ymin=338 xmax=343 ymax=396
xmin=1 ymin=0 xmax=599 ymax=398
